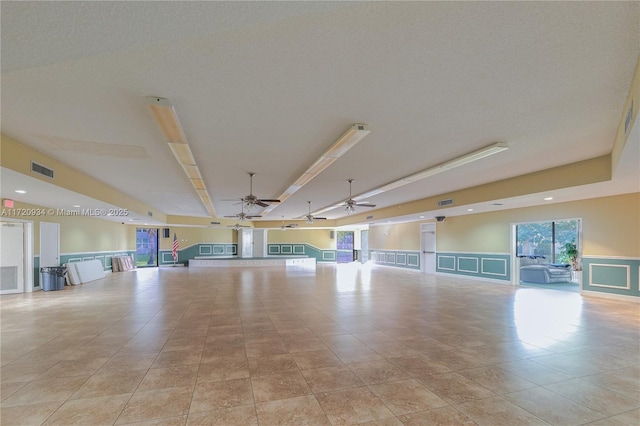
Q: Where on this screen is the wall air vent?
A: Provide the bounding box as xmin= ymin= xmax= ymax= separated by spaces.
xmin=437 ymin=198 xmax=454 ymax=207
xmin=30 ymin=161 xmax=54 ymax=179
xmin=366 ymin=215 xmax=374 ymax=220
xmin=147 ymin=211 xmax=153 ymax=217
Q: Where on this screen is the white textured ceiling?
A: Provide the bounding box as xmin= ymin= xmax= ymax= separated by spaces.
xmin=1 ymin=2 xmax=638 ymax=222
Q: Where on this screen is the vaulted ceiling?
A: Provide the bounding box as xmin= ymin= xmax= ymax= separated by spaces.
xmin=2 ymin=2 xmax=638 ymax=224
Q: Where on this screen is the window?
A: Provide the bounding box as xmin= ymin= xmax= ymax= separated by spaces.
xmin=516 ymin=219 xmax=579 ymax=264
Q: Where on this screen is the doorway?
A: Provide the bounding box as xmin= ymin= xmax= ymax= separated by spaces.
xmin=1 ymin=220 xmax=34 ymax=293
xmin=420 ymin=223 xmax=436 ymax=273
xmin=136 ymin=228 xmax=158 ymax=267
xmin=1 ymin=221 xmax=25 ymax=294
xmin=337 ymin=231 xmax=354 ymax=263
xmin=514 ymin=218 xmax=581 ymax=292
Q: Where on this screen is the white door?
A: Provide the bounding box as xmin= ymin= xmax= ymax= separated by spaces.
xmin=420 ymin=223 xmax=436 ymax=274
xmin=1 ymin=221 xmax=25 ymax=294
xmin=240 ymin=228 xmax=253 ymax=258
xmin=253 ymin=229 xmax=266 ymax=257
xmin=40 ymin=222 xmax=60 ymax=266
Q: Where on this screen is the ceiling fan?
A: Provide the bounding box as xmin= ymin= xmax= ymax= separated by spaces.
xmin=239 ymin=172 xmax=280 ymax=210
xmin=343 ymin=179 xmax=376 ymax=214
xmin=280 ymin=216 xmax=298 ymax=231
xmin=228 ymin=222 xmax=250 ymax=231
xmin=224 ymin=202 xmax=261 ymax=222
xmin=305 ymin=201 xmax=326 ymax=224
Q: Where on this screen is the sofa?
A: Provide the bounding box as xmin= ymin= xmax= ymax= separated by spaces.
xmin=519 ymin=256 xmax=572 ymax=284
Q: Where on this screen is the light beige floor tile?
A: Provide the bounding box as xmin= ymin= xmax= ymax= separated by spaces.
xmin=71 ymin=370 xmax=145 ymax=399
xmin=2 ymin=376 xmax=89 ymax=407
xmin=315 ymin=386 xmax=394 ymax=425
xmin=417 ymin=372 xmax=495 ymax=404
xmin=544 ymin=378 xmax=640 ymax=417
xmin=196 ymin=357 xmax=249 ymax=383
xmin=301 ymin=365 xmax=364 ymax=393
xmin=116 ymin=386 xmax=193 ymax=424
xmin=98 ymin=353 xmax=158 ymax=374
xmin=152 ymin=349 xmax=202 ymax=368
xmin=251 ymin=370 xmax=311 ymax=403
xmin=256 ymin=395 xmax=331 ymax=425
xmin=43 ymin=393 xmax=130 ymax=425
xmin=0 ymin=401 xmax=63 ymax=425
xmin=138 ymin=365 xmax=199 ymax=391
xmin=503 ymin=386 xmax=606 ymax=425
xmin=292 ymin=349 xmax=343 ymax=370
xmin=190 ymin=378 xmax=253 ymax=413
xmin=247 ymin=354 xmax=298 ymax=376
xmin=455 ymin=396 xmax=549 ymax=425
xmin=348 ymin=360 xmax=410 ymax=385
xmin=368 ymin=379 xmax=448 ymax=415
xmin=186 ymin=405 xmax=257 ymax=425
xmin=458 ymin=365 xmax=538 ymax=394
xmin=1 ymin=264 xmax=638 ymax=425
xmin=399 ymin=406 xmax=477 ymax=425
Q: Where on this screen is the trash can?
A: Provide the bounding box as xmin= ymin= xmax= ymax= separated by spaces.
xmin=41 ymin=266 xmax=66 ymax=291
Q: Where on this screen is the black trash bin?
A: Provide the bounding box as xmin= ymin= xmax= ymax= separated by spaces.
xmin=41 ymin=266 xmax=66 ymax=291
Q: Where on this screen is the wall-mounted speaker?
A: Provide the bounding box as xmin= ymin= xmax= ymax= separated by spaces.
xmin=163 ymin=228 xmax=170 ymax=238
xmin=329 ymin=231 xmax=335 ymax=239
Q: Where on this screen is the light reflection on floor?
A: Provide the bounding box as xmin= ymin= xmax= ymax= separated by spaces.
xmin=514 ymin=287 xmax=583 ymax=349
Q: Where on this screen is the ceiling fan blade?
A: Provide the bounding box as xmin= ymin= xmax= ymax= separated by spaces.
xmin=356 ymin=203 xmax=376 ymax=208
xmin=314 ymin=217 xmax=327 ymax=220
xmin=223 ymin=215 xmax=237 ymax=218
xmin=258 ymin=199 xmax=281 ymax=203
xmin=255 ymin=201 xmax=269 ymax=208
xmin=247 ymin=215 xmax=262 ymax=218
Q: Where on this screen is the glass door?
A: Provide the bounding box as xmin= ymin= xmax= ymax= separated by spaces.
xmin=136 ymin=228 xmax=158 ymax=267
xmin=336 ymin=231 xmax=354 ymax=263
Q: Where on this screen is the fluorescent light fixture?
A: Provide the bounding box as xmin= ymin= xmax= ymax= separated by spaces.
xmin=263 ymin=124 xmax=371 ymax=215
xmin=182 ymin=165 xmax=202 ymax=180
xmin=146 ymin=97 xmax=187 ymax=143
xmin=310 ymin=142 xmax=508 ymax=217
xmin=147 ymin=96 xmax=216 ymax=217
xmin=359 ymin=142 xmax=508 ymax=199
xmin=167 ymin=143 xmax=196 ymax=166
xmin=324 ymin=124 xmax=370 ymax=158
xmin=190 ymin=178 xmax=206 ymax=190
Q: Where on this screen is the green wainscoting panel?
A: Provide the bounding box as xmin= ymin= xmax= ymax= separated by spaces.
xmin=267 ymin=244 xmax=336 ymax=263
xmin=371 ymin=250 xmax=421 ymax=270
xmin=457 ymin=257 xmax=479 ymax=274
xmin=159 ymin=243 xmax=238 ymax=265
xmin=436 ymin=252 xmax=510 ymax=281
xmin=583 ymin=257 xmax=639 ymax=297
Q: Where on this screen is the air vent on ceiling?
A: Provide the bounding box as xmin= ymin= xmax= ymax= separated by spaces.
xmin=31 ymin=161 xmax=54 ymax=179
xmin=437 ymin=198 xmax=454 ymax=207
xmin=366 ymin=215 xmax=374 ymax=220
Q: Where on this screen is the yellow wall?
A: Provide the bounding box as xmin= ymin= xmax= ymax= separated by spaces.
xmin=268 ymin=229 xmax=336 ymax=249
xmin=1 ymin=134 xmax=167 ymax=222
xmin=369 ymin=193 xmax=639 ymax=258
xmin=369 ymin=221 xmax=423 ymax=251
xmin=1 ymin=200 xmax=131 ymax=255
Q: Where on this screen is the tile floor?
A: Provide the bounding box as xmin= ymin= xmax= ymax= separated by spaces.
xmin=1 ymin=264 xmax=638 ymax=425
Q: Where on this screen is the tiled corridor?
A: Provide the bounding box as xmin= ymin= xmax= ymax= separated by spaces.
xmin=1 ymin=264 xmax=638 ymax=425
